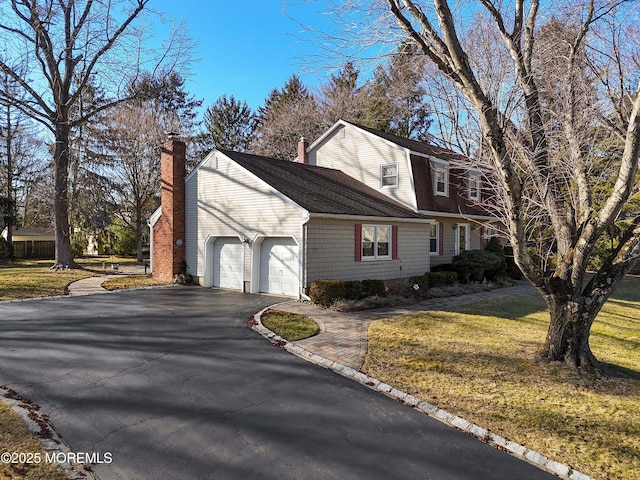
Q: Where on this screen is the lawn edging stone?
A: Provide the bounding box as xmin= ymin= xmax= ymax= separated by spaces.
xmin=0 ymin=386 xmax=97 ymax=480
xmin=251 ymin=303 xmax=594 ymax=480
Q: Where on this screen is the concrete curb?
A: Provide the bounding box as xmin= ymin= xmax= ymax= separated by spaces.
xmin=1 ymin=386 xmax=97 ymax=480
xmin=250 ymin=305 xmax=593 ymax=480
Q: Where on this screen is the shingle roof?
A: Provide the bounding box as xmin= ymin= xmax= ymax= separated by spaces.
xmin=219 ymin=149 xmax=427 ymax=220
xmin=11 ymin=227 xmax=55 ymax=237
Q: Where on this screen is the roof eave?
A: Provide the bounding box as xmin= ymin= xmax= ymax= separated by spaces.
xmin=308 ymin=212 xmax=434 ymax=224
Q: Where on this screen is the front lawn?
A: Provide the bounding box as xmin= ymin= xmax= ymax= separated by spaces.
xmin=0 ymin=260 xmax=96 ymax=301
xmin=363 ymin=276 xmax=640 ymax=480
xmin=0 ymin=257 xmax=139 ymax=301
xmin=101 ymin=275 xmax=170 ymax=291
xmin=261 ymin=310 xmax=319 ymax=341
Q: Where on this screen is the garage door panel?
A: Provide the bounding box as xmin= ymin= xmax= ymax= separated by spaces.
xmin=260 ymin=238 xmax=299 ymax=296
xmin=212 ymin=238 xmax=243 ymax=290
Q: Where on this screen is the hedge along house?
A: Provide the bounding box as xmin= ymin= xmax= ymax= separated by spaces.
xmin=306 ymin=121 xmax=497 ymax=268
xmin=150 ymin=134 xmax=434 ymax=298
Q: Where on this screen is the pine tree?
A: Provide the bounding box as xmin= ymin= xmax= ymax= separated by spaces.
xmin=251 ymin=75 xmax=323 ymax=160
xmin=202 ymin=95 xmax=255 ymax=152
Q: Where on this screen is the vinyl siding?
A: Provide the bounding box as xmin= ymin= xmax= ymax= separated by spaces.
xmin=305 ymin=217 xmax=430 ymax=285
xmin=429 ymin=217 xmax=485 ymax=267
xmin=308 ymin=124 xmax=416 ymax=211
xmin=185 ymin=152 xmax=306 ymax=280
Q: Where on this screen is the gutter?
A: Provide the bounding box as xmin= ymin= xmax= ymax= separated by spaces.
xmin=418 ymin=211 xmax=496 ymax=222
xmin=308 ymin=212 xmax=435 ymax=224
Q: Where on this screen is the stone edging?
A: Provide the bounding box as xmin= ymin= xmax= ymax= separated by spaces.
xmin=250 ymin=304 xmax=593 ymax=480
xmin=1 ymin=386 xmax=97 ymax=480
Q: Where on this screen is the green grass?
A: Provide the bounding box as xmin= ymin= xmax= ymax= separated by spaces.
xmin=0 ymin=401 xmax=66 ymax=480
xmin=0 ymin=260 xmax=95 ymax=301
xmin=261 ymin=310 xmax=319 ymax=341
xmin=363 ymin=276 xmax=640 ymax=480
xmin=0 ymin=257 xmax=140 ymax=301
xmin=102 ymin=275 xmax=170 ymax=291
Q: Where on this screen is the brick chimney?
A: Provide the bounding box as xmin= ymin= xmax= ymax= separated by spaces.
xmin=297 ymin=137 xmax=309 ymax=164
xmin=152 ymin=134 xmax=186 ymax=281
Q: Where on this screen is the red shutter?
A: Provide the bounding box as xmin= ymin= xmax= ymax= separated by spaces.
xmin=355 ymin=224 xmax=362 ymax=261
xmin=439 ymin=222 xmax=444 ymax=256
xmin=392 ymin=225 xmax=398 ymax=259
xmin=480 ymin=227 xmax=485 ymax=250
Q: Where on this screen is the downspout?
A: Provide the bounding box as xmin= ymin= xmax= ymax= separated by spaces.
xmin=300 ymin=213 xmax=311 ymax=301
xmin=147 ymin=219 xmax=153 ymax=273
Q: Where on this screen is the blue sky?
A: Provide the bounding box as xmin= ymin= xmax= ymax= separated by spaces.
xmin=151 ymin=1 xmax=339 ymax=113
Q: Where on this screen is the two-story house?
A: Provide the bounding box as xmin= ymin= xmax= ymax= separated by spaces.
xmin=150 ymin=121 xmax=496 ymax=298
xmin=306 ymin=121 xmax=495 ymax=268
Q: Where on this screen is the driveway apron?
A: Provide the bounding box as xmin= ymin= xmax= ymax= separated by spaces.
xmin=0 ymin=288 xmax=556 ymax=480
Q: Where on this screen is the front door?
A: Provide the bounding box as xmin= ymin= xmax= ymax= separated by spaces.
xmin=455 ymin=224 xmax=470 ymax=255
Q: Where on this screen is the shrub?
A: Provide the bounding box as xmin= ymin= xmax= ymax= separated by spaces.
xmin=412 ymin=273 xmax=430 ymax=290
xmin=409 ymin=273 xmax=430 ymax=299
xmin=484 ymin=237 xmax=508 ymax=280
xmin=503 ymin=245 xmax=524 ymax=279
xmin=71 ymin=232 xmax=88 ymax=258
xmin=309 ymin=279 xmax=347 ymax=306
xmin=362 ymin=279 xmax=386 ymax=297
xmin=0 ymin=237 xmax=12 ymax=260
xmin=452 ymin=250 xmax=503 ymax=283
xmin=428 ymin=271 xmax=457 ymax=287
xmin=431 ymin=263 xmax=454 ymax=272
xmin=344 ymin=280 xmax=364 ymax=300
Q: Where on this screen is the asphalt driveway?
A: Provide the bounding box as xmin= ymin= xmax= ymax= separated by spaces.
xmin=0 ymin=288 xmax=557 ymax=480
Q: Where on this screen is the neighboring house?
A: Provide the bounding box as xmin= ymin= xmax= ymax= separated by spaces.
xmin=150 ymin=121 xmax=496 ymax=298
xmin=1 ymin=226 xmax=55 ymax=259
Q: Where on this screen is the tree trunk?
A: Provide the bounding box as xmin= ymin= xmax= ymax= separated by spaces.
xmin=136 ymin=211 xmax=143 ymax=264
xmin=542 ymin=295 xmax=599 ymax=373
xmin=52 ymin=124 xmax=74 ymax=269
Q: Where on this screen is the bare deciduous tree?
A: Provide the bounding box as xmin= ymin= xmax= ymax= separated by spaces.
xmin=0 ymin=0 xmax=192 ymax=268
xmin=328 ymin=0 xmax=640 ymax=374
xmin=98 ymin=103 xmax=166 ymax=262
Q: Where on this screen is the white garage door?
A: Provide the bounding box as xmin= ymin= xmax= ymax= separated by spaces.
xmin=260 ymin=238 xmax=299 ymax=296
xmin=212 ymin=238 xmax=243 ymax=290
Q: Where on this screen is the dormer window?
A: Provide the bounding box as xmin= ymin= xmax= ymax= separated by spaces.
xmin=468 ymin=172 xmax=481 ymax=200
xmin=431 ymin=161 xmax=448 ymax=196
xmin=381 ymin=163 xmax=398 ymax=187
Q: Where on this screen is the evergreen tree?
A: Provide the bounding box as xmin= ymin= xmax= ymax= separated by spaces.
xmin=321 ymin=61 xmax=366 ymax=125
xmin=251 ymin=75 xmax=323 ymax=160
xmin=361 ymin=65 xmax=394 ymax=132
xmin=385 ymin=42 xmax=431 ymax=140
xmin=361 ymin=42 xmax=431 ymax=140
xmin=202 ymin=95 xmax=255 ymax=152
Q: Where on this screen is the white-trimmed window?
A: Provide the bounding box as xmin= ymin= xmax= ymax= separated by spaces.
xmin=381 ymin=163 xmax=399 ymax=187
xmin=362 ymin=225 xmax=391 ymax=260
xmin=484 ymin=225 xmax=499 ymax=240
xmin=431 ymin=161 xmax=448 ymax=196
xmin=468 ymin=172 xmax=481 ymax=200
xmin=429 ymin=223 xmax=439 ymax=255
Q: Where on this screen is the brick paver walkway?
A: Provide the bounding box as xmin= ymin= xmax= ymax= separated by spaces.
xmin=274 ymin=282 xmax=537 ymax=370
